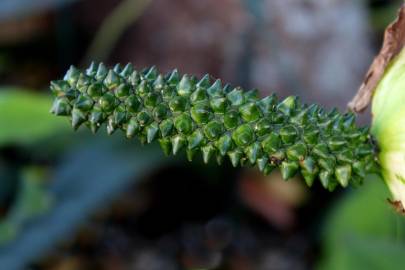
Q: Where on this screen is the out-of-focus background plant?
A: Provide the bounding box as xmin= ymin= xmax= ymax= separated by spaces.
xmin=0 ymin=0 xmax=405 ymax=269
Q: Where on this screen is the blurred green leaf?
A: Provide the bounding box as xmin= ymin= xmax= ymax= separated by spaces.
xmin=0 ymin=222 xmax=17 ymax=245
xmin=0 ymin=89 xmax=69 ymax=146
xmin=317 ymin=175 xmax=405 ymax=270
xmin=0 ymin=134 xmax=167 ymax=269
xmin=0 ymin=166 xmax=52 ymax=245
xmin=7 ymin=167 xmax=52 ymax=224
xmin=332 ymin=235 xmax=405 ymax=270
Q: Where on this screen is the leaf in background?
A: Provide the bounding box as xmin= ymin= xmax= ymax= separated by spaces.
xmin=0 ymin=89 xmax=70 ymax=146
xmin=0 ymin=134 xmax=166 ymax=269
xmin=0 ymin=166 xmax=52 ymax=245
xmin=317 ymin=175 xmax=405 ymax=270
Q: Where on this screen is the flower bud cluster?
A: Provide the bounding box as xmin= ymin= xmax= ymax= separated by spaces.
xmin=50 ymin=63 xmax=379 ymax=190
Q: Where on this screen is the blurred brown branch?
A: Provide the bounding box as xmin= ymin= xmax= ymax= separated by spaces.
xmin=82 ymin=0 xmax=152 ymax=64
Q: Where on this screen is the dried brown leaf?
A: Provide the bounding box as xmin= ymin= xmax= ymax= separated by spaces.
xmin=349 ymin=4 xmax=405 ymax=113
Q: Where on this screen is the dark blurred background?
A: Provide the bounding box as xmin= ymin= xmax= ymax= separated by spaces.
xmin=0 ymin=0 xmax=405 ymax=269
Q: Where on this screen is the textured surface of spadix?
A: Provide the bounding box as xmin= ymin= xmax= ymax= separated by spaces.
xmin=50 ymin=63 xmax=379 ymax=191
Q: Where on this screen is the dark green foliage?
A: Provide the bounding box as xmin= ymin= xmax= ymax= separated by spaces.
xmin=50 ymin=63 xmax=379 ymax=190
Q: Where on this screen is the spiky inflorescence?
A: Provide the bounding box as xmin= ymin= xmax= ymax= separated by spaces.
xmin=50 ymin=63 xmax=379 ymax=190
